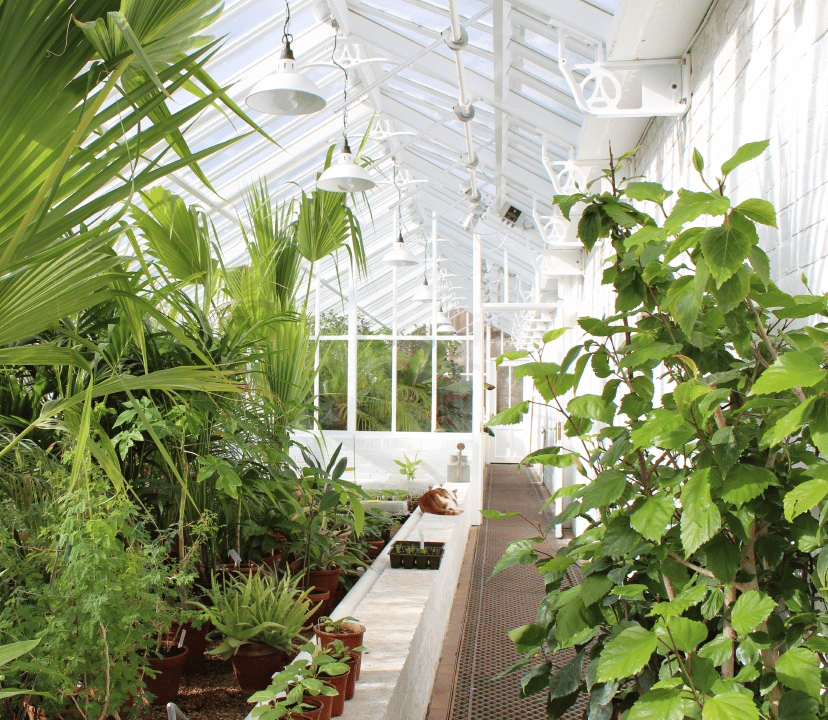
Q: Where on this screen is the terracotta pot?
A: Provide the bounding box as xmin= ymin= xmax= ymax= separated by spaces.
xmin=166 ymin=619 xmax=212 ymax=674
xmin=260 ymin=550 xmax=283 ymax=571
xmin=317 ymin=683 xmax=335 ymax=720
xmin=143 ymin=643 xmax=188 ymax=705
xmin=297 ymin=696 xmax=324 ymax=720
xmin=314 ymin=621 xmax=365 ymax=681
xmin=306 ymin=588 xmax=331 ymax=628
xmin=320 ymin=671 xmax=348 ymax=717
xmin=365 ymin=540 xmax=385 ymax=560
xmin=217 ymin=562 xmax=259 ymax=578
xmin=342 ymin=655 xmax=358 ymax=700
xmin=230 ymin=644 xmax=289 ymax=693
xmin=307 ymin=565 xmax=342 ymax=595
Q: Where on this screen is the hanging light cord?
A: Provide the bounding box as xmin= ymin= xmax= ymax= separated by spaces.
xmin=394 ymin=161 xmax=404 ymax=242
xmin=282 ymin=0 xmax=293 ymax=46
xmin=332 ymin=29 xmax=348 ymax=148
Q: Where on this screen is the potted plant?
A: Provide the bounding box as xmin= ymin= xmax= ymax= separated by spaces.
xmin=191 ymin=569 xmax=315 ymax=693
xmin=320 ymin=640 xmax=364 ymax=703
xmin=140 ymin=638 xmax=188 ymax=706
xmin=313 ymin=617 xmax=366 ymax=681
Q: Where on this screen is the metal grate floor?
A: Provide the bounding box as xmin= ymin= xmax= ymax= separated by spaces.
xmin=446 ymin=464 xmax=586 ymax=720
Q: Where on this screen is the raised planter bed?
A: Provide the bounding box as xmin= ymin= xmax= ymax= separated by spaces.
xmin=388 ymin=541 xmax=444 ymax=570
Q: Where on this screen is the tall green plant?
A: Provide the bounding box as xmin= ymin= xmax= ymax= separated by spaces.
xmin=487 ymin=142 xmax=828 ymax=720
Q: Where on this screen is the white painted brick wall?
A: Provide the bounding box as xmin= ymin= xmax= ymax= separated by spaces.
xmin=632 ymin=0 xmax=828 ymax=294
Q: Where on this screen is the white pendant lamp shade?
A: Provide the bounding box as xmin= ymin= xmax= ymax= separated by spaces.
xmin=246 ymin=44 xmax=326 ymax=116
xmin=383 ymin=233 xmax=417 ymax=267
xmin=435 ymin=310 xmax=454 ymax=333
xmin=318 ymin=142 xmax=376 ymax=193
xmin=412 ymin=279 xmax=432 ymax=303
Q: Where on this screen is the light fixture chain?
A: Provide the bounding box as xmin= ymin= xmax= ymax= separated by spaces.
xmin=332 ymin=28 xmax=348 ymax=144
xmin=282 ymin=0 xmax=292 ymax=45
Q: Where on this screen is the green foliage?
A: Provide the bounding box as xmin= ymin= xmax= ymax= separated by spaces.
xmin=489 ymin=144 xmax=828 ymax=719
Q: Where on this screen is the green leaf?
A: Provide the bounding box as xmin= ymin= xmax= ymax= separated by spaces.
xmin=809 ymin=396 xmax=828 ymax=455
xmin=578 ymin=206 xmax=603 ymax=252
xmin=595 ymin=626 xmax=658 ymax=682
xmin=619 ymin=342 xmax=681 ymax=368
xmin=496 ymin=350 xmax=530 ymax=367
xmin=701 ymin=224 xmax=752 ymax=288
xmin=702 ymin=692 xmax=758 ymax=720
xmin=776 ymin=647 xmax=821 ymax=698
xmin=656 ymin=616 xmax=707 ymax=654
xmin=665 ymin=226 xmax=706 ymax=263
xmin=0 ymin=639 xmax=40 ymax=667
xmin=625 ymin=182 xmax=673 ymax=204
xmin=542 ymin=327 xmax=570 ymax=343
xmin=712 ymin=268 xmax=750 ymax=312
xmin=507 ymin=623 xmax=547 ymax=653
xmin=627 ymin=225 xmax=667 ymax=249
xmin=581 ymin=573 xmax=614 ymax=606
xmin=703 ymin=534 xmax=741 ymax=584
xmin=490 ymin=538 xmax=537 ymax=578
xmin=778 ymin=690 xmax=819 ymax=720
xmin=568 ymin=394 xmax=616 ymax=424
xmin=518 ymin=446 xmax=579 ymax=469
xmin=748 ymin=245 xmax=771 ymax=287
xmin=750 ymin=351 xmax=827 ymax=395
xmin=698 ymin=636 xmax=735 ymax=667
xmin=761 ymin=396 xmax=816 ymax=448
xmin=731 ymin=590 xmax=776 ymax=636
xmin=665 ymin=276 xmax=700 ymax=336
xmin=628 ymin=688 xmax=685 ymax=720
xmin=680 ymin=468 xmax=721 ymax=554
xmin=581 ymin=469 xmax=627 ymax=511
xmin=548 ymin=652 xmax=584 ymax=699
xmin=630 ymin=494 xmax=675 ymax=542
xmin=481 ymin=510 xmax=521 ymax=520
xmin=720 ymin=464 xmax=775 ymax=505
xmin=651 ymin=584 xmax=708 ymax=618
xmin=721 ymin=140 xmax=770 ymax=176
xmin=665 ymin=189 xmax=730 ymax=233
xmin=631 ymin=409 xmax=686 ymax=450
xmin=486 ymin=401 xmax=530 ymax=427
xmin=783 ymin=479 xmax=828 ymax=522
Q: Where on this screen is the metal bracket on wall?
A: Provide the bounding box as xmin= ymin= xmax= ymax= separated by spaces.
xmin=557 ymin=29 xmax=690 ymax=117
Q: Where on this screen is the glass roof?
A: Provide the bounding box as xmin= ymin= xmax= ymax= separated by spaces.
xmin=154 ymin=0 xmax=621 ymax=337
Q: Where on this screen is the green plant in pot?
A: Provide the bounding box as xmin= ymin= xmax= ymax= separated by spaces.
xmin=485 ymin=142 xmax=828 ymax=720
xmin=249 ymin=642 xmax=350 ymax=720
xmin=287 ymin=443 xmax=366 ymax=594
xmin=191 ymin=569 xmax=315 ymax=693
xmin=393 ymin=453 xmax=421 ymax=482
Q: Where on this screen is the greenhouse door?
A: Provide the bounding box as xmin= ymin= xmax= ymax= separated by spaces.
xmin=489 ymin=424 xmax=529 ymax=463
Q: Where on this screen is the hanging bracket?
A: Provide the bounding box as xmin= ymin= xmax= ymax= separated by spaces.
xmin=557 ymin=29 xmax=690 ymax=117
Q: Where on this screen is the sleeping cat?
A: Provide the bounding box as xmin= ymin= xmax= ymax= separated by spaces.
xmin=418 ymin=487 xmax=463 ymax=516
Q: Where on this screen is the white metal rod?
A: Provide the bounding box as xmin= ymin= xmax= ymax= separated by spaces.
xmin=503 ymin=250 xmax=509 ymax=302
xmin=392 ymin=265 xmax=398 ymax=432
xmin=431 ymin=211 xmax=439 ymax=432
xmin=472 ymin=231 xmax=484 ymax=525
xmin=484 ymin=302 xmax=562 ymax=310
xmin=314 ymin=271 xmax=321 ymax=423
xmin=347 ymin=260 xmax=358 ymax=432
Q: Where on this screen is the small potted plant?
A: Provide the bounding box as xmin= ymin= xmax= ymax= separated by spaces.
xmin=191 ymin=569 xmax=315 ymax=692
xmin=313 ymin=616 xmax=366 ymax=681
xmin=393 ymin=453 xmax=422 ymax=511
xmin=322 ymin=639 xmax=365 ymax=703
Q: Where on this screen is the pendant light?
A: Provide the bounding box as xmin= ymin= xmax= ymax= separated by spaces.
xmin=383 ymin=162 xmax=417 ymax=266
xmin=435 ymin=307 xmax=455 ymax=334
xmin=412 ymin=233 xmax=432 ymax=301
xmin=317 ymin=29 xmax=376 ymax=193
xmin=246 ymin=1 xmax=326 ymax=115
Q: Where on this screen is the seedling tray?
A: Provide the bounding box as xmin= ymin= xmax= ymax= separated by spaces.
xmin=389 ymin=541 xmax=445 ymax=570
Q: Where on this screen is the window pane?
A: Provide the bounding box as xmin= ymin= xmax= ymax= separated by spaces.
xmin=356 ymin=339 xmax=392 ymax=431
xmin=437 ymin=339 xmax=472 ymax=432
xmin=397 ymin=340 xmax=431 ymax=432
xmin=318 ymin=340 xmax=348 ymax=430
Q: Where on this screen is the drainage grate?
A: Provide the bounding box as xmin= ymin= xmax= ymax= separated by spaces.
xmin=447 ymin=465 xmax=587 ymax=720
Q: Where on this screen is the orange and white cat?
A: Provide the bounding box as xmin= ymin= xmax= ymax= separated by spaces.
xmin=418 ymin=487 xmax=463 ymax=515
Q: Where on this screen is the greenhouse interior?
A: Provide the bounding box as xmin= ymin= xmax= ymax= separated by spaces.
xmin=2 ymin=0 xmax=828 ymax=719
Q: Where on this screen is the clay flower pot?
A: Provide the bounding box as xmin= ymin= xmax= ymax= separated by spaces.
xmin=297 ymin=696 xmax=324 ymax=720
xmin=144 ymin=643 xmax=188 ymax=705
xmin=166 ymin=618 xmax=212 ymax=674
xmin=321 ymin=671 xmax=348 ymax=717
xmin=314 ymin=621 xmax=366 ymax=680
xmin=342 ymin=655 xmax=358 ymax=700
xmin=307 ymin=565 xmax=342 ymax=595
xmin=260 ymin=550 xmax=283 ymax=571
xmin=317 ymin=683 xmax=336 ymax=720
xmin=231 ymin=644 xmax=289 ymax=693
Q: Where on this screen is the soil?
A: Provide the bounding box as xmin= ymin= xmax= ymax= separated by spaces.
xmin=137 ymin=646 xmax=253 ymax=720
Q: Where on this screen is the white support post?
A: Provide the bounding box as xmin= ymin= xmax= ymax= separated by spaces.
xmin=392 ymin=212 xmax=399 ymax=432
xmin=430 ymin=211 xmax=438 ymax=432
xmin=472 ymin=232 xmax=484 ymax=525
xmin=347 ymin=259 xmax=357 ymax=432
xmin=313 ymin=270 xmax=321 ymax=424
xmin=503 ymin=249 xmax=509 ymax=303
